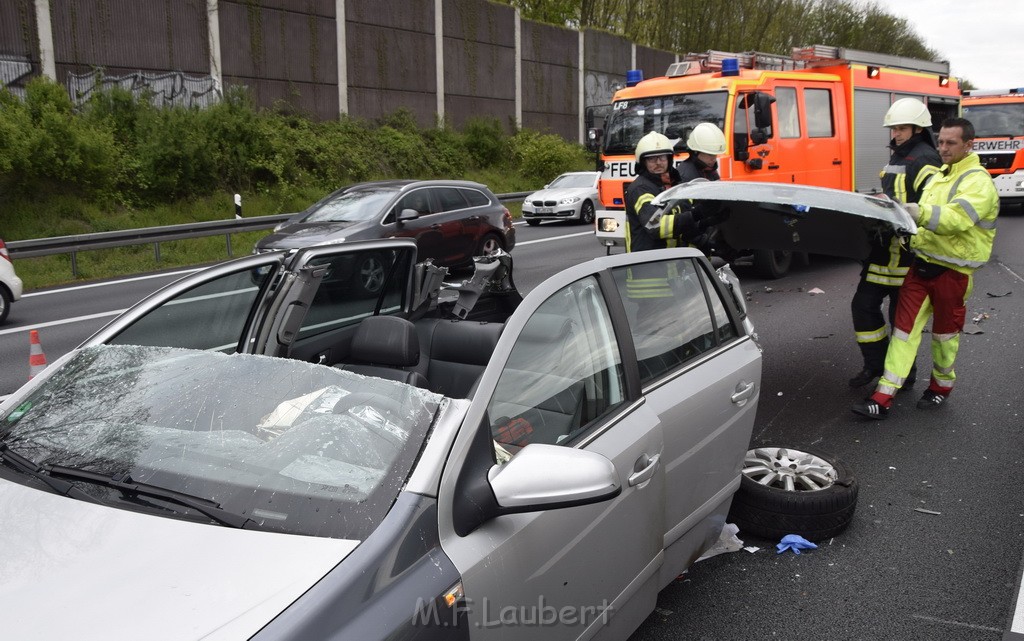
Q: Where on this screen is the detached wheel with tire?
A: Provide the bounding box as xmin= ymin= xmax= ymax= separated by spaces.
xmin=728 ymin=446 xmax=858 ymax=542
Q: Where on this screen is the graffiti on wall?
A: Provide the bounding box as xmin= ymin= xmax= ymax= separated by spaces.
xmin=67 ymin=70 xmax=221 ymax=108
xmin=0 ymin=54 xmax=33 ymax=100
xmin=584 ymin=71 xmax=622 ymax=109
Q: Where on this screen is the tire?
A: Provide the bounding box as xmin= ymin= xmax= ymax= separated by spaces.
xmin=727 ymin=446 xmax=858 ymax=542
xmin=475 ymin=233 xmax=504 ymax=258
xmin=753 ymin=249 xmax=792 ymax=279
xmin=526 ymin=219 xmax=541 ymax=226
xmin=0 ymin=287 xmax=10 ymax=324
xmin=351 ymin=253 xmax=388 ymax=298
xmin=578 ymin=200 xmax=595 ymax=225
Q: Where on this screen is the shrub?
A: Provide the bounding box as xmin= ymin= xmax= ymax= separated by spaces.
xmin=507 ymin=129 xmax=591 ymax=183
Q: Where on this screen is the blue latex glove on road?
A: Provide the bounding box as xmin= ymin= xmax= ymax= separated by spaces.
xmin=776 ymin=534 xmax=817 ymax=554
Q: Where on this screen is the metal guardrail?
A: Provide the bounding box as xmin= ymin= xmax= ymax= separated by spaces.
xmin=6 ymin=191 xmax=533 ymax=276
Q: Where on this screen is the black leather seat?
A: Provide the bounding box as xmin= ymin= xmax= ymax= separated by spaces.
xmin=338 ymin=316 xmax=430 ymax=388
xmin=415 ymin=319 xmax=504 ymax=399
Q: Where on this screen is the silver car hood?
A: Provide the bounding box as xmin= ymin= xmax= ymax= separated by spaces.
xmin=0 ymin=479 xmax=359 ymax=640
xmin=653 ymin=181 xmax=918 ymax=260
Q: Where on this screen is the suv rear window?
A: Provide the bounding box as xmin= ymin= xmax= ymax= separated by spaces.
xmin=461 ymin=189 xmax=490 ymax=207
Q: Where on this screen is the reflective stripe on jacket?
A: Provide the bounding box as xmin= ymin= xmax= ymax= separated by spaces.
xmin=911 ymin=153 xmax=1000 ymax=274
xmin=868 ymin=133 xmax=941 ymax=286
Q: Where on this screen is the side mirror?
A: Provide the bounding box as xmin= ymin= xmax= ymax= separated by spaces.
xmin=488 ymin=444 xmax=621 ymax=510
xmin=397 ymin=208 xmax=419 ymax=226
xmin=750 ymin=129 xmax=769 ymax=145
xmin=752 ymin=92 xmax=776 ymax=130
xmin=586 ymin=127 xmax=603 ymax=153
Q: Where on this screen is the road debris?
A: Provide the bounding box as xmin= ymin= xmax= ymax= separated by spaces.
xmin=914 ymin=508 xmax=941 ymax=516
xmin=808 ymin=287 xmax=825 ymax=295
xmin=776 ymin=534 xmax=817 ymax=555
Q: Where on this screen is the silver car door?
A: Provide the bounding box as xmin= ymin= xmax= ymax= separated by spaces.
xmin=606 ymin=252 xmax=762 ymax=588
xmin=438 ymin=255 xmax=668 ymax=641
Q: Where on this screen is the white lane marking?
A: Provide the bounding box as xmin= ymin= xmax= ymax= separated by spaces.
xmin=516 ymin=231 xmax=594 ymax=246
xmin=0 ymin=310 xmax=125 ymax=336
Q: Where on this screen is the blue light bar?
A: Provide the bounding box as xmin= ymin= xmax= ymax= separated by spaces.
xmin=626 ymin=69 xmax=643 ymax=87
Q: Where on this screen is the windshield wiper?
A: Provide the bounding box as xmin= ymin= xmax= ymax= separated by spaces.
xmin=0 ymin=443 xmax=106 ymax=505
xmin=45 ymin=465 xmax=257 ymax=529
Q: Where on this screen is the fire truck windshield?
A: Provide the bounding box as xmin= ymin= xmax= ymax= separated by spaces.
xmin=963 ymin=103 xmax=1024 ymax=138
xmin=603 ymin=91 xmax=728 ymax=155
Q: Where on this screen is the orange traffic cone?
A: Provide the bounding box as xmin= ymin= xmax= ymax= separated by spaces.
xmin=29 ymin=329 xmax=48 ymax=379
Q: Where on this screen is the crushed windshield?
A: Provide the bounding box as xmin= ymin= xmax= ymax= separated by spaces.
xmin=302 ymin=186 xmax=399 ymax=223
xmin=963 ymin=103 xmax=1024 ymax=137
xmin=0 ymin=345 xmax=443 ymax=539
xmin=548 ymin=173 xmax=598 ymax=189
xmin=604 ymin=92 xmax=728 ymax=155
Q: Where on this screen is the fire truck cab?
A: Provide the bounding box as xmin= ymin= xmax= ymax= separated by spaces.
xmin=590 ymin=45 xmax=961 ymax=277
xmin=963 ymin=89 xmax=1024 ymax=208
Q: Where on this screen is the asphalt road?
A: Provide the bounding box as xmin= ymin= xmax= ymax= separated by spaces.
xmin=1 ymin=215 xmax=1023 ymax=641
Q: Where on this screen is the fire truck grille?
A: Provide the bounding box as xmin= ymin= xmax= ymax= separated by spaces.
xmin=978 ymin=154 xmax=1015 ymax=170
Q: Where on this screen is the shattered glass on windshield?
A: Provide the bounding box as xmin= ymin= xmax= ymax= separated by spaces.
xmin=1 ymin=345 xmax=443 ymax=539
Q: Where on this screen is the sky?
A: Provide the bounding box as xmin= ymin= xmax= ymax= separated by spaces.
xmin=873 ymin=0 xmax=1024 ymax=90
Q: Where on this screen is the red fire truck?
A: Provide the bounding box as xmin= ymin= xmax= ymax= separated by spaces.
xmin=963 ymin=89 xmax=1024 ymax=209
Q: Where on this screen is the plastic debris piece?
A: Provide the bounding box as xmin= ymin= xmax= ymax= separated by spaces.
xmin=986 ymin=291 xmax=1011 ymax=297
xmin=744 ymin=546 xmax=760 ymax=553
xmin=914 ymin=508 xmax=941 ymax=515
xmin=776 ymin=534 xmax=817 ymax=555
xmin=971 ymin=312 xmax=989 ymax=323
xmin=963 ymin=324 xmax=983 ymax=335
xmin=808 ymin=287 xmax=825 ymax=295
xmin=697 ymin=523 xmax=744 ymax=562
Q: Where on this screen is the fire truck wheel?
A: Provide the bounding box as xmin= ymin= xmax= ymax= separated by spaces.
xmin=727 ymin=446 xmax=858 ymax=543
xmin=578 ymin=200 xmax=596 ymax=225
xmin=753 ymin=249 xmax=792 ymax=279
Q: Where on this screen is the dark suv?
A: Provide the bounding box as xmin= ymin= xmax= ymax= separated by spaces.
xmin=255 ymin=180 xmax=515 ymax=282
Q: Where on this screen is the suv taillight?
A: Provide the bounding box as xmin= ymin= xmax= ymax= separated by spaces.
xmin=0 ymin=239 xmax=11 ymax=263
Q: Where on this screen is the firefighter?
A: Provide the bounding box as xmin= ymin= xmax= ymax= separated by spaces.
xmin=624 ymin=131 xmax=724 ymax=256
xmin=853 ymin=117 xmax=999 ymax=420
xmin=678 ymin=123 xmax=725 ymax=183
xmin=848 ymin=98 xmax=941 ymax=389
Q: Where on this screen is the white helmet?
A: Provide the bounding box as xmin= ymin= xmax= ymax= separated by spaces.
xmin=635 ymin=131 xmax=673 ymax=163
xmin=686 ymin=122 xmax=726 ymax=155
xmin=883 ymin=98 xmax=932 ymax=128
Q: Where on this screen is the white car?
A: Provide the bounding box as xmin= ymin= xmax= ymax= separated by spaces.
xmin=0 ymin=238 xmax=23 ymax=324
xmin=522 ymin=171 xmax=600 ymax=226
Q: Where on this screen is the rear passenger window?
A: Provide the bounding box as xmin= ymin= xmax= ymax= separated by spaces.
xmin=436 ymin=187 xmax=468 ymax=211
xmin=805 ymin=88 xmax=835 ymax=137
xmin=610 ymin=258 xmax=717 ymax=384
xmin=461 ymin=189 xmax=490 ymax=207
xmin=488 ymin=276 xmax=626 ymax=449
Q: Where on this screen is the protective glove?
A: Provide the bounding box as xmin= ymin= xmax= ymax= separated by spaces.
xmin=903 ymin=202 xmax=921 ymax=222
xmin=776 ymin=534 xmax=817 ymax=555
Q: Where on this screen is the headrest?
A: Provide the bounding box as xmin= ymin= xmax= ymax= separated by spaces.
xmin=350 ymin=316 xmax=420 ymax=367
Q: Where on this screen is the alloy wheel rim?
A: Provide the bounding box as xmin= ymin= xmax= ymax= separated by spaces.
xmin=741 ymin=447 xmax=837 ymax=492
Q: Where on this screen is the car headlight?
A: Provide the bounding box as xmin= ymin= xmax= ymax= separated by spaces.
xmin=559 ymin=196 xmax=582 ymax=205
